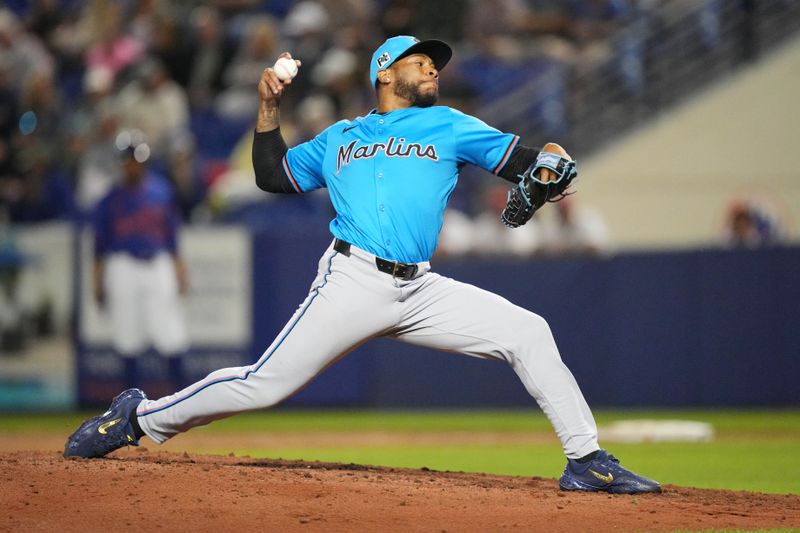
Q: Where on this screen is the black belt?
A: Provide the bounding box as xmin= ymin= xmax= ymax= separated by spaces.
xmin=333 ymin=239 xmax=419 ymax=281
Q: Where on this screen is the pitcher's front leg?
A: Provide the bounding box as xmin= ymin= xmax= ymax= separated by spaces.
xmin=394 ymin=273 xmax=598 ymax=459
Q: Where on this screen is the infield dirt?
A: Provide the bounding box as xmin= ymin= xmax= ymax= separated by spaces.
xmin=2 ymin=450 xmax=799 ymax=532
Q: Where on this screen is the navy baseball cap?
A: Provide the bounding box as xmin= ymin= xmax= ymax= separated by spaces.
xmin=370 ymin=35 xmax=452 ymax=86
xmin=119 ymin=143 xmax=151 ymax=163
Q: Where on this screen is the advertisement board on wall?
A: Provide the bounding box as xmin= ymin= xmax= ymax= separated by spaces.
xmin=0 ymin=223 xmax=75 ymax=410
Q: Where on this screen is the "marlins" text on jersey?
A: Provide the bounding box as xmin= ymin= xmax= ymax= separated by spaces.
xmin=336 ymin=137 xmax=438 ymax=174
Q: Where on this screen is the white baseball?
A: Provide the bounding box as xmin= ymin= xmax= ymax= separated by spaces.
xmin=273 ymin=57 xmax=298 ymax=81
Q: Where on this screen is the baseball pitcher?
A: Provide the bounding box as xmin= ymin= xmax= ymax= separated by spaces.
xmin=66 ymin=36 xmax=660 ymax=494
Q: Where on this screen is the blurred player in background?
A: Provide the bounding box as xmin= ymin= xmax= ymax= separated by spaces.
xmin=92 ymin=143 xmax=189 ymax=389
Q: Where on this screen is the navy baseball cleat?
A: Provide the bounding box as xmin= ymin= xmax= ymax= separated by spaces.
xmin=559 ymin=449 xmax=661 ymax=494
xmin=64 ymin=388 xmax=147 ymax=458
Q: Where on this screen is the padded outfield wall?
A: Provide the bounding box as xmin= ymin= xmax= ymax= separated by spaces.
xmin=250 ymin=231 xmax=800 ymax=409
xmin=52 ymin=226 xmax=800 ymax=408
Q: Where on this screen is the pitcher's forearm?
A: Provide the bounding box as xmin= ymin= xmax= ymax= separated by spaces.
xmin=256 ymin=102 xmax=280 ymax=133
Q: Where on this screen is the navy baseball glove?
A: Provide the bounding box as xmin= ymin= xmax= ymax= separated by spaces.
xmin=500 ymin=151 xmax=578 ymax=228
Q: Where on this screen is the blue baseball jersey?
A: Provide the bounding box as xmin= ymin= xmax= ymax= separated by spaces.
xmin=283 ymin=106 xmax=519 ymax=263
xmin=93 ymin=172 xmax=180 ymax=260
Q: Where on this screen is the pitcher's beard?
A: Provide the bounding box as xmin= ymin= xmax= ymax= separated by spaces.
xmin=394 ymin=78 xmax=438 ymax=107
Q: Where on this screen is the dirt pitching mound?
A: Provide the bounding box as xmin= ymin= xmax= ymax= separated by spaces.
xmin=2 ymin=451 xmax=799 ymax=532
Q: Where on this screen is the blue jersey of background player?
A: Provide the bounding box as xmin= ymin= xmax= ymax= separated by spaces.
xmin=93 ymin=151 xmax=180 ymax=265
xmin=92 ymin=143 xmax=187 ymax=316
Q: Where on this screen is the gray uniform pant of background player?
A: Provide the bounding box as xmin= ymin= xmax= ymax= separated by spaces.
xmin=137 ymin=241 xmax=599 ymax=459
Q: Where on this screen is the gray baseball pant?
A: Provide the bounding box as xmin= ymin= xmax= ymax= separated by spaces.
xmin=137 ymin=240 xmax=599 ymax=459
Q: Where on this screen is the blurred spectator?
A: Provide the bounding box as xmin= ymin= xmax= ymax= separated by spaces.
xmin=116 ymin=57 xmax=191 ymax=158
xmin=45 ymin=4 xmax=96 ymax=98
xmin=284 ymin=1 xmax=329 ymax=43
xmin=380 ymin=0 xmax=415 ymax=36
xmin=565 ymin=0 xmax=630 ymax=50
xmin=147 ymin=11 xmax=195 ymax=88
xmin=472 ymin=182 xmax=542 ymax=257
xmin=560 ymin=0 xmax=632 ymax=79
xmin=24 ymin=0 xmax=64 ymax=47
xmin=18 ymin=69 xmax=63 ymax=148
xmin=436 ymin=207 xmax=474 ymax=258
xmin=438 ymin=181 xmax=543 ymax=258
xmin=5 ymin=141 xmax=75 ymax=223
xmin=380 ymin=0 xmax=472 ymax=46
xmin=0 ymin=58 xmax=17 ymax=182
xmin=0 ymin=7 xmax=55 ymax=92
xmin=84 ymin=2 xmax=144 ymax=83
xmin=165 ymin=137 xmax=207 ymax=223
xmin=320 ymin=0 xmax=378 ymax=109
xmin=75 ymin=109 xmax=122 ymax=214
xmin=61 ymin=66 xmax=115 ymax=184
xmin=404 ymin=0 xmax=470 ymax=44
xmin=295 ymin=94 xmax=338 ymax=140
xmin=466 ymin=0 xmax=532 ymax=61
xmin=283 ymin=1 xmax=331 ymax=97
xmin=323 ymin=0 xmax=374 ymax=32
xmin=186 ymin=5 xmax=236 ymax=109
xmin=208 ymin=0 xmax=267 ymax=22
xmin=517 ymin=2 xmax=576 ymax=62
xmin=128 ymin=0 xmax=160 ymax=47
xmin=206 ymin=129 xmax=282 ymax=217
xmin=3 ymin=64 xmax=74 ymax=223
xmin=309 ymin=47 xmax=360 ymax=112
xmin=73 ymin=65 xmax=114 ymax=132
xmin=722 ymin=199 xmax=785 ymax=249
xmin=538 ymin=196 xmax=610 ymax=257
xmin=216 ymin=15 xmax=280 ymax=120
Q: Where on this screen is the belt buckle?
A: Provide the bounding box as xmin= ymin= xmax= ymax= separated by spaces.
xmin=392 ymin=262 xmax=401 ymax=278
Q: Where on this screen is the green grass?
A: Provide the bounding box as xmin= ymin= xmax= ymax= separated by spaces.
xmin=3 ymin=408 xmax=799 ymax=433
xmin=203 ymin=440 xmax=800 ymax=495
xmin=2 ymin=408 xmax=799 ymax=494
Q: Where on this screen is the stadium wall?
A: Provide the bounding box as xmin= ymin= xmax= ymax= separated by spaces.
xmin=250 ymin=232 xmax=800 ymax=408
xmin=55 ymin=227 xmax=800 ymax=409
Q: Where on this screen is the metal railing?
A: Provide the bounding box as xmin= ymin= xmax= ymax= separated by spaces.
xmin=479 ymin=0 xmax=800 ymax=155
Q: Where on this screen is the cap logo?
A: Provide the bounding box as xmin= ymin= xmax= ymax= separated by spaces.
xmin=376 ymin=52 xmax=391 ymax=69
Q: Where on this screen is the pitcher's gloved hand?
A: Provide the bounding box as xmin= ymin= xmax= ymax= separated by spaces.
xmin=501 ymin=146 xmax=578 ymax=228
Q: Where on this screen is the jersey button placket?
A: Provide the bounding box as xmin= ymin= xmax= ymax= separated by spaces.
xmin=375 ymin=156 xmax=391 ymax=255
xmin=375 ymin=116 xmax=392 ymax=256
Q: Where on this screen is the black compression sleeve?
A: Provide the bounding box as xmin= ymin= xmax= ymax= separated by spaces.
xmin=252 ymin=128 xmax=297 ymax=193
xmin=497 ymin=144 xmax=540 ymax=183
